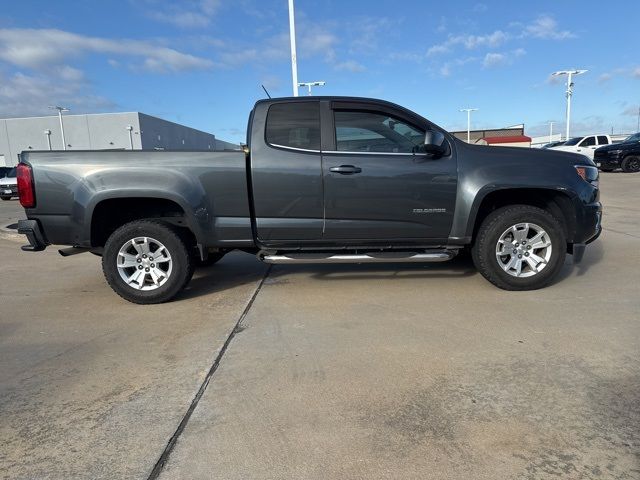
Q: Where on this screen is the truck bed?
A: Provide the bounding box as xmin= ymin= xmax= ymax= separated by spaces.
xmin=20 ymin=150 xmax=254 ymax=248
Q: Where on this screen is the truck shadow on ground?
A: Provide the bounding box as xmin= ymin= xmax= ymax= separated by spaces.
xmin=178 ymin=242 xmax=605 ymax=300
xmin=179 ymin=253 xmax=478 ymax=301
xmin=277 ymin=254 xmax=478 ymax=283
xmin=178 ymin=254 xmax=269 ymax=301
xmin=554 ymin=238 xmax=604 ymax=284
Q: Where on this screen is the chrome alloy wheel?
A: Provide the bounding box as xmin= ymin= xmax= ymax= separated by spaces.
xmin=116 ymin=237 xmax=173 ymax=290
xmin=495 ymin=223 xmax=552 ymax=278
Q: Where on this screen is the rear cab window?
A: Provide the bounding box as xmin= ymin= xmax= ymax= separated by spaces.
xmin=265 ymin=102 xmax=321 ymax=151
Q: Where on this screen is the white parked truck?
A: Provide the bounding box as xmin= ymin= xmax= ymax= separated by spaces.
xmin=550 ymin=135 xmax=613 ymax=160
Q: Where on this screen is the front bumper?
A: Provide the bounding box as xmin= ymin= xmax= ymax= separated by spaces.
xmin=570 ymin=202 xmax=602 ymax=263
xmin=1 ymin=185 xmax=18 ymax=197
xmin=17 ymin=219 xmax=48 ymax=251
xmin=594 ymin=154 xmax=622 ymax=170
xmin=576 ymin=202 xmax=602 ymax=243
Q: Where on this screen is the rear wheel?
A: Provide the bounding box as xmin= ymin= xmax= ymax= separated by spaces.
xmin=621 ymin=156 xmax=640 ymax=173
xmin=472 ymin=205 xmax=566 ymax=290
xmin=102 ymin=220 xmax=194 ymax=304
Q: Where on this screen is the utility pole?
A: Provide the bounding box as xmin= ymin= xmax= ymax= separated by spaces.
xmin=459 ymin=108 xmax=478 ymax=143
xmin=549 ymin=121 xmax=554 ymax=143
xmin=298 ymin=81 xmax=326 ymax=96
xmin=637 ymin=106 xmax=640 ymax=132
xmin=48 ymin=105 xmax=69 ymax=150
xmin=551 ymin=69 xmax=587 ymax=140
xmin=287 ymin=0 xmax=299 ymax=97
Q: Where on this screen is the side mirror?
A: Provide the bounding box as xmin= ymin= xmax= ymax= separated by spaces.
xmin=422 ymin=130 xmax=446 ymax=156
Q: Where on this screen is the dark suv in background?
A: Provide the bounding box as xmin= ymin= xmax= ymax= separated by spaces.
xmin=594 ymin=132 xmax=640 ymax=172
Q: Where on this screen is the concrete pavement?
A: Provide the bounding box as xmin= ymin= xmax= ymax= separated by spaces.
xmin=0 ymin=231 xmax=268 ymax=479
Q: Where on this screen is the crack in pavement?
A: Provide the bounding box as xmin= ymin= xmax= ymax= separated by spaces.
xmin=146 ymin=265 xmax=272 ymax=480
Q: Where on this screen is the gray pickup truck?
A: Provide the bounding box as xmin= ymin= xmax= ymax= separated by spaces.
xmin=17 ymin=96 xmax=602 ymax=303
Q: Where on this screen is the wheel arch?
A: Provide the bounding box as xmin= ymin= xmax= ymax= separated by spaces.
xmin=89 ymin=195 xmax=200 ymax=249
xmin=467 ymin=187 xmax=577 ymax=245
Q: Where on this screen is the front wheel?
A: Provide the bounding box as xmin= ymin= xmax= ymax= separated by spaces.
xmin=621 ymin=156 xmax=640 ymax=173
xmin=102 ymin=220 xmax=194 ymax=304
xmin=472 ymin=205 xmax=566 ymax=290
xmin=1 ymin=196 xmax=11 ymax=201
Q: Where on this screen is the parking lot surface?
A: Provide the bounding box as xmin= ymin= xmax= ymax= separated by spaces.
xmin=1 ymin=173 xmax=639 ymax=479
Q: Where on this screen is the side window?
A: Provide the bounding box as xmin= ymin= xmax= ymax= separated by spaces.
xmin=334 ymin=110 xmax=425 ymax=153
xmin=266 ymin=102 xmax=321 ymax=151
xmin=597 ymin=136 xmax=609 ymax=145
xmin=580 ymin=136 xmax=596 ymax=147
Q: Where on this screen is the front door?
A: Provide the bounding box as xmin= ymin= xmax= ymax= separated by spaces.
xmin=322 ymin=106 xmax=457 ymax=242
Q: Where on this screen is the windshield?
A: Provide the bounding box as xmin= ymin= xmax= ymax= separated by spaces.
xmin=563 ymin=137 xmax=583 ymax=146
xmin=7 ymin=168 xmax=16 ymax=177
xmin=623 ymin=133 xmax=640 ymax=143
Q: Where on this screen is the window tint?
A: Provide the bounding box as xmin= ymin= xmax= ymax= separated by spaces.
xmin=334 ymin=111 xmax=425 ymax=153
xmin=597 ymin=136 xmax=609 ymax=145
xmin=266 ymin=102 xmax=321 ymax=150
xmin=580 ymin=136 xmax=595 ymax=147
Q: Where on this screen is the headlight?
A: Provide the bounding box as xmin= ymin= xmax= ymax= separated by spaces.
xmin=575 ymin=165 xmax=599 ymax=187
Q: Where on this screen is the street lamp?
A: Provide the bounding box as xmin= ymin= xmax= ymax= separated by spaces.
xmin=287 ymin=0 xmax=299 ymax=97
xmin=298 ymin=81 xmax=326 ymax=96
xmin=459 ymin=108 xmax=478 ymax=143
xmin=126 ymin=125 xmax=134 ymax=150
xmin=551 ymin=69 xmax=587 ymax=140
xmin=549 ymin=121 xmax=554 ymax=143
xmin=48 ymin=105 xmax=69 ymax=150
xmin=43 ymin=129 xmax=52 ymax=150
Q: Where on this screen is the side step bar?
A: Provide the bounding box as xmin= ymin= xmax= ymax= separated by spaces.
xmin=259 ymin=250 xmax=456 ymax=265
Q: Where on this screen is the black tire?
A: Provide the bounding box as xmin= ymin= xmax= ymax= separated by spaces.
xmin=1 ymin=196 xmax=11 ymax=201
xmin=102 ymin=220 xmax=194 ymax=304
xmin=471 ymin=205 xmax=566 ymax=291
xmin=194 ymin=251 xmax=226 ymax=268
xmin=621 ymin=156 xmax=640 ymax=173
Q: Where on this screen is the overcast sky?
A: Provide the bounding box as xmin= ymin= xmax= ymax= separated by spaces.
xmin=1 ymin=0 xmax=639 ymax=141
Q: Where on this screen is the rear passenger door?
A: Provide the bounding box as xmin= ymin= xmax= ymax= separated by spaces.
xmin=249 ymin=100 xmax=324 ymax=242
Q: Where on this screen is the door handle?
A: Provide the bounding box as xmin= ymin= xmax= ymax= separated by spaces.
xmin=329 ymin=165 xmax=362 ymax=175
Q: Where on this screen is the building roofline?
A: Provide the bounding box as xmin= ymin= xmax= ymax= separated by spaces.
xmin=0 ymin=112 xmax=140 ymax=121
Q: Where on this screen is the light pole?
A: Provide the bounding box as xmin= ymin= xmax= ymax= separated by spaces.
xmin=298 ymin=81 xmax=326 ymax=96
xmin=48 ymin=105 xmax=69 ymax=150
xmin=287 ymin=0 xmax=299 ymax=97
xmin=44 ymin=130 xmax=52 ymax=150
xmin=549 ymin=121 xmax=554 ymax=143
xmin=551 ymin=69 xmax=587 ymax=140
xmin=459 ymin=108 xmax=478 ymax=143
xmin=126 ymin=125 xmax=134 ymax=150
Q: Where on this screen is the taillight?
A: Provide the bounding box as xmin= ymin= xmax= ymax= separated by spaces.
xmin=17 ymin=163 xmax=36 ymax=208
